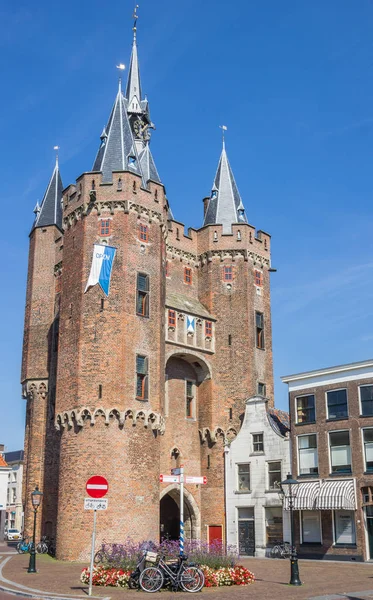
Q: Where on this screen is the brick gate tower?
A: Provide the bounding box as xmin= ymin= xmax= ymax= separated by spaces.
xmin=21 ymin=13 xmax=274 ymax=560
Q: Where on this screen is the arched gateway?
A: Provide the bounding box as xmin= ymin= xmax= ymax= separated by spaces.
xmin=160 ymin=485 xmax=201 ymax=541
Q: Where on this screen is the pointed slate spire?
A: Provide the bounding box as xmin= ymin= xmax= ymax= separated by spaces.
xmin=33 ymin=152 xmax=63 ymax=232
xmin=92 ymin=80 xmax=144 ymax=184
xmin=125 ymin=5 xmax=142 ymax=114
xmin=203 ymin=137 xmax=248 ymax=233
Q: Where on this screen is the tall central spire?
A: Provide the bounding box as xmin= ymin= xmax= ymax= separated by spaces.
xmin=125 ymin=5 xmax=142 ymax=114
xmin=204 ymin=131 xmax=248 ymax=233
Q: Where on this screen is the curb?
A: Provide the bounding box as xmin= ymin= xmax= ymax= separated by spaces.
xmin=0 ymin=556 xmax=111 ymax=600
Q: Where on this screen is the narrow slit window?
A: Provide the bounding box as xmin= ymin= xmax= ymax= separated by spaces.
xmin=255 ymin=312 xmax=265 ymax=349
xmin=139 ymin=223 xmax=148 ymax=242
xmin=205 ymin=321 xmax=212 ymax=338
xmin=223 ymin=266 xmax=233 ymax=282
xmin=99 ymin=219 xmax=111 ymax=236
xmin=136 ymin=355 xmax=148 ymax=400
xmin=136 ymin=273 xmax=149 ymax=317
xmin=165 ymin=261 xmax=170 ymax=277
xmin=186 ymin=380 xmax=194 ymax=419
xmin=168 ymin=309 xmax=176 ymax=327
xmin=184 ymin=267 xmax=192 ymax=285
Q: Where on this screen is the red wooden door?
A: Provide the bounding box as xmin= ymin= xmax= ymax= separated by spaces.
xmin=208 ymin=525 xmax=223 ymax=545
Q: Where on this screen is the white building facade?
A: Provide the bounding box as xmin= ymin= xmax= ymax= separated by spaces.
xmin=225 ymin=396 xmax=290 ymax=557
xmin=4 ymin=451 xmax=24 ymax=533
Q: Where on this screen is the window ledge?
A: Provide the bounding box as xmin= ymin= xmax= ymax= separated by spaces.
xmin=326 ymin=417 xmax=349 ymax=422
xmin=329 ymin=471 xmax=352 ymax=476
xmin=297 ymin=473 xmax=319 ymax=478
xmin=295 ymin=421 xmax=316 ymax=427
xmin=265 ymin=489 xmax=280 ymax=494
xmin=255 ymin=347 xmax=266 ymax=351
xmin=359 ymin=414 xmax=373 ymax=419
xmin=249 ymin=452 xmax=264 ymax=456
xmin=333 ymin=544 xmax=357 ymax=549
xmin=364 ymin=471 xmax=373 ymax=475
xmin=234 ymin=490 xmax=251 ymax=495
xmin=300 ymin=543 xmax=322 ymax=546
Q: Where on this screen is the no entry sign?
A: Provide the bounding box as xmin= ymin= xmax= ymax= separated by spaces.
xmin=86 ymin=475 xmax=109 ymax=498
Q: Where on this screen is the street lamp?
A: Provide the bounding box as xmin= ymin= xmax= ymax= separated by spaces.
xmin=278 ymin=474 xmax=302 ymax=586
xmin=27 ymin=486 xmax=43 ymax=574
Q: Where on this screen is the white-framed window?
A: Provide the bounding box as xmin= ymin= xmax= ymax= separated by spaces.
xmin=298 ymin=434 xmax=318 ymax=475
xmin=333 ymin=510 xmax=356 ymax=545
xmin=301 ymin=511 xmax=322 ymax=543
xmin=267 ymin=461 xmax=281 ymax=490
xmin=252 ymin=433 xmax=264 ymax=453
xmin=237 ymin=463 xmax=250 ymax=492
xmin=360 ymin=385 xmax=373 ymax=417
xmin=296 ymin=394 xmax=315 ymax=424
xmin=329 ymin=430 xmax=351 ymax=473
xmin=363 ymin=428 xmax=373 ymax=473
xmin=326 ymin=388 xmax=348 ymax=420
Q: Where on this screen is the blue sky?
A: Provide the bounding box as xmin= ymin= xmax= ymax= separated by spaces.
xmin=1 ymin=0 xmax=373 ymax=451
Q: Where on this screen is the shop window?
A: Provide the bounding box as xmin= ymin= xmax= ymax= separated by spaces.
xmin=334 ymin=510 xmax=356 ymax=545
xmin=252 ymin=433 xmax=264 ymax=453
xmin=298 ymin=434 xmax=318 ymax=475
xmin=136 ymin=273 xmax=149 ymax=317
xmin=329 ymin=430 xmax=351 ymax=473
xmin=255 ymin=312 xmax=265 ymax=349
xmin=327 ymin=389 xmax=348 ymax=420
xmin=360 ymin=385 xmax=373 ymax=416
xmin=184 ymin=267 xmax=192 ymax=285
xmin=296 ymin=394 xmax=315 ymax=424
xmin=99 ymin=219 xmax=111 ymax=236
xmin=237 ymin=464 xmax=250 ymax=492
xmin=267 ymin=461 xmax=281 ymax=490
xmin=301 ymin=511 xmax=321 ymax=543
xmin=136 ymin=355 xmax=148 ymax=400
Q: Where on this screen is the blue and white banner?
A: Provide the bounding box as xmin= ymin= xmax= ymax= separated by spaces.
xmin=85 ymin=244 xmax=117 ymax=296
xmin=187 ymin=316 xmax=195 ymax=333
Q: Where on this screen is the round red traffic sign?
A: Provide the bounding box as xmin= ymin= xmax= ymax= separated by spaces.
xmin=86 ymin=475 xmax=109 ymax=498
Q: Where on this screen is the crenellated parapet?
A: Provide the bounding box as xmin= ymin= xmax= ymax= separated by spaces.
xmin=54 ymin=406 xmax=165 ymax=434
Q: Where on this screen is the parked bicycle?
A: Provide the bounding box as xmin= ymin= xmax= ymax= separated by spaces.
xmin=139 ymin=554 xmax=204 ymax=593
xmin=36 ymin=535 xmax=51 ymax=554
xmin=128 ymin=551 xmax=155 ymax=589
xmin=16 ymin=538 xmax=33 ymax=554
xmin=270 ymin=541 xmax=293 ymax=559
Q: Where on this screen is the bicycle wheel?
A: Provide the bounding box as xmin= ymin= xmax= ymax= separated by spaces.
xmin=42 ymin=542 xmax=48 ymax=554
xmin=139 ymin=567 xmax=164 ymax=592
xmin=270 ymin=545 xmax=281 ymax=559
xmin=36 ymin=543 xmax=43 ymax=554
xmin=128 ymin=575 xmax=139 ymax=589
xmin=94 ymin=550 xmax=104 ymax=564
xmin=180 ymin=567 xmax=205 ymax=592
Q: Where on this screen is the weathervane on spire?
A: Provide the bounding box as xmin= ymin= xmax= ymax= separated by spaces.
xmin=133 ymin=4 xmax=139 ymax=40
xmin=219 ymin=125 xmax=227 ymax=148
xmin=54 ymin=146 xmax=60 ymax=166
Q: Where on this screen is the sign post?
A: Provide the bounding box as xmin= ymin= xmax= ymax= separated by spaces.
xmin=85 ymin=476 xmax=109 ymax=596
xmin=160 ymin=470 xmax=207 ymax=559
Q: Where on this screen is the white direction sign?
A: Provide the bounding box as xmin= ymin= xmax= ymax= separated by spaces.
xmin=84 ymin=498 xmax=108 ymax=511
xmin=160 ymin=474 xmax=180 ymax=483
xmin=185 ymin=476 xmax=207 ymax=484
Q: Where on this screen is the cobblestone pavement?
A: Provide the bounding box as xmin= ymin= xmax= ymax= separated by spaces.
xmin=1 ymin=546 xmax=373 ymax=600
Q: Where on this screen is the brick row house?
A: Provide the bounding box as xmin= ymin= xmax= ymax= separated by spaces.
xmin=21 ymin=14 xmax=275 ymax=560
xmin=282 ymin=359 xmax=373 ymax=561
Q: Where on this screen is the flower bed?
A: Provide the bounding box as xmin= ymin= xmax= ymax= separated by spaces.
xmin=80 ymin=565 xmax=255 ymax=588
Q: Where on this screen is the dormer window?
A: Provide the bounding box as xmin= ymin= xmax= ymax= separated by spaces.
xmin=211 ymin=189 xmax=217 ymax=199
xmin=128 ymin=156 xmax=137 ymax=168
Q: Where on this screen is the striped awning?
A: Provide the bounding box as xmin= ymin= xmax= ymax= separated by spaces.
xmin=315 ymin=479 xmax=356 ymax=510
xmin=284 ymin=481 xmax=320 ymax=511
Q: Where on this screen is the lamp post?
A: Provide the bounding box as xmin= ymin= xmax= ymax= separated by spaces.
xmin=27 ymin=486 xmax=43 ymax=574
xmin=278 ymin=474 xmax=302 ymax=586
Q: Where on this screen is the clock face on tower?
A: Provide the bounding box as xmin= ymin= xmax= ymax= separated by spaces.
xmin=133 ymin=119 xmax=145 ymax=137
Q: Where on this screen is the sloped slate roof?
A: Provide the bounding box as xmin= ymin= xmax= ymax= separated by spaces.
xmin=268 ymin=408 xmax=290 ymax=437
xmin=139 ymin=144 xmax=161 ymax=184
xmin=204 ymin=145 xmax=248 ymax=233
xmin=166 ymin=293 xmax=213 ymax=319
xmin=33 ymin=163 xmax=63 ymax=231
